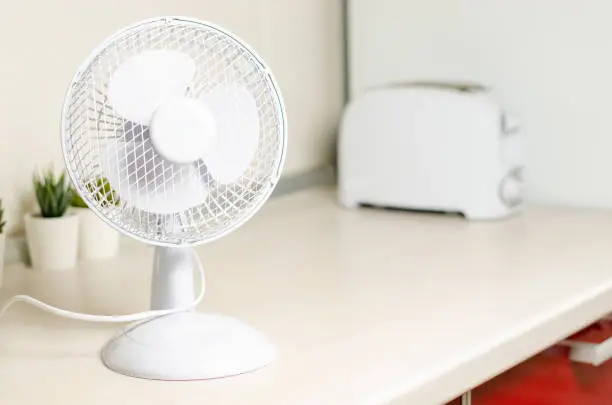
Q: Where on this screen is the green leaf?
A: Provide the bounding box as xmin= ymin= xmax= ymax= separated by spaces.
xmin=33 ymin=167 xmax=73 ymax=218
xmin=71 ymin=188 xmax=88 ymax=208
xmin=0 ymin=199 xmax=5 ymax=233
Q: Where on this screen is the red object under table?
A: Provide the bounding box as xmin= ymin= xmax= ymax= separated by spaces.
xmin=447 ymin=345 xmax=612 ymax=405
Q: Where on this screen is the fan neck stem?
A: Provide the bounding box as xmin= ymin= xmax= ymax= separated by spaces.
xmin=151 ymin=246 xmax=197 ymax=310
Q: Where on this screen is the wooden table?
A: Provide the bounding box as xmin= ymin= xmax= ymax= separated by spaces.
xmin=1 ymin=187 xmax=611 ymax=404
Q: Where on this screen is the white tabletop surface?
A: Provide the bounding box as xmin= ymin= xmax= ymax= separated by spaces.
xmin=1 ymin=187 xmax=612 ymax=405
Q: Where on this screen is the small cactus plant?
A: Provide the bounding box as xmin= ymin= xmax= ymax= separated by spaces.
xmin=87 ymin=177 xmax=119 ymax=207
xmin=70 ymin=177 xmax=120 ymax=210
xmin=0 ymin=199 xmax=6 ymax=233
xmin=70 ymin=177 xmax=119 ymax=209
xmin=70 ymin=189 xmax=88 ymax=208
xmin=33 ymin=168 xmax=73 ymax=218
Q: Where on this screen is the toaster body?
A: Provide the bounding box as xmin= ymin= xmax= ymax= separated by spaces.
xmin=338 ymin=85 xmax=523 ymax=220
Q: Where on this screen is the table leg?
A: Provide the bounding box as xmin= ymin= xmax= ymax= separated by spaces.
xmin=461 ymin=390 xmax=472 ymax=405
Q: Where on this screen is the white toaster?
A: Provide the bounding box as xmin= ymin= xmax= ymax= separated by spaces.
xmin=338 ymin=84 xmax=524 ymax=220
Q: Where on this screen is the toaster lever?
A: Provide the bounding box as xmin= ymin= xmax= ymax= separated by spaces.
xmin=501 ymin=111 xmax=521 ymax=135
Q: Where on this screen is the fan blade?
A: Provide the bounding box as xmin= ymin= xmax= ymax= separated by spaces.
xmin=100 ymin=139 xmax=208 ymax=214
xmin=200 ymin=84 xmax=260 ymax=184
xmin=108 ymin=50 xmax=196 ymax=124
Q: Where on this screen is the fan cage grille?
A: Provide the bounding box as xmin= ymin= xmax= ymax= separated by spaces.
xmin=61 ymin=18 xmax=286 ymax=246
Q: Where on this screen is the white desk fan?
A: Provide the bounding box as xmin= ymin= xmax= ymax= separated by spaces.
xmin=57 ymin=17 xmax=285 ymax=380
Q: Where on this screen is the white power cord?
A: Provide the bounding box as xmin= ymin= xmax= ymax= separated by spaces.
xmin=0 ymin=250 xmax=205 ymax=323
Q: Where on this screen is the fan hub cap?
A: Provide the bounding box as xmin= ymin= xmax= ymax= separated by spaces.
xmin=150 ymin=98 xmax=218 ymax=164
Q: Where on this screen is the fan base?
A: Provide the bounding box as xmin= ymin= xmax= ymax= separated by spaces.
xmin=101 ymin=311 xmax=277 ymax=380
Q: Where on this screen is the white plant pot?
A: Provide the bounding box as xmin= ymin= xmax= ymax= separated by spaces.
xmin=25 ymin=213 xmax=78 ymax=271
xmin=0 ymin=233 xmax=5 ymax=287
xmin=74 ymin=208 xmax=120 ymax=260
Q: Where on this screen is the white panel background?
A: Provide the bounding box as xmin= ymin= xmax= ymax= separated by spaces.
xmin=348 ymin=0 xmax=612 ymax=207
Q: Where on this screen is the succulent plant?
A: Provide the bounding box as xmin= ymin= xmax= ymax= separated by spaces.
xmin=70 ymin=189 xmax=88 ymax=208
xmin=70 ymin=177 xmax=119 ymax=209
xmin=86 ymin=177 xmax=119 ymax=208
xmin=33 ymin=168 xmax=73 ymax=218
xmin=0 ymin=199 xmax=6 ymax=233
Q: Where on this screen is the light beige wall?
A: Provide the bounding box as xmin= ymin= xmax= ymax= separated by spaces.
xmin=0 ymin=0 xmax=344 ymax=233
